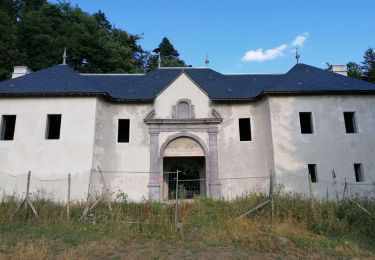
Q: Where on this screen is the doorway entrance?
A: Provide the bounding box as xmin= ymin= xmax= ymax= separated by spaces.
xmin=161 ymin=136 xmax=207 ymax=200
xmin=164 ymin=157 xmax=205 ymax=199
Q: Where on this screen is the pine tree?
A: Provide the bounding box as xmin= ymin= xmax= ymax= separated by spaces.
xmin=361 ymin=47 xmax=375 ymax=83
xmin=346 ymin=62 xmax=362 ymax=79
xmin=147 ymin=37 xmax=187 ymax=71
xmin=153 ymin=37 xmax=180 ymax=59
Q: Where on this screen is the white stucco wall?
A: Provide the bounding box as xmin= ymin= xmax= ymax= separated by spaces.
xmin=0 ymin=97 xmax=97 ymax=201
xmin=269 ymin=95 xmax=375 ymax=199
xmin=91 ymin=98 xmax=153 ymax=201
xmin=213 ymin=98 xmax=274 ymax=199
xmin=154 ymin=72 xmax=211 ymax=118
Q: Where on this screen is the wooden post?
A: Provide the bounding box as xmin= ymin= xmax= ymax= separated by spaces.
xmin=10 ymin=171 xmax=38 ymax=220
xmin=308 ymin=173 xmax=314 ymax=200
xmin=342 ymin=178 xmax=347 ymax=201
xmin=308 ymin=173 xmax=315 ymax=215
xmin=269 ymin=169 xmax=274 ymax=222
xmin=175 ymin=170 xmax=180 ymax=228
xmin=82 ymin=167 xmax=112 ymax=219
xmin=67 ymin=173 xmax=71 ymax=219
xmin=25 ymin=171 xmax=31 ymax=211
xmin=98 ymin=166 xmax=112 ymax=214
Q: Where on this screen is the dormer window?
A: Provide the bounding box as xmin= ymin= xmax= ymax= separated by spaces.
xmin=172 ymin=99 xmax=195 ymax=119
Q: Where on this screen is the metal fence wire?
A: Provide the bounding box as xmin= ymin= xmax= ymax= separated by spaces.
xmin=0 ymin=171 xmax=75 ymax=203
xmin=1 ymin=168 xmax=375 ymax=223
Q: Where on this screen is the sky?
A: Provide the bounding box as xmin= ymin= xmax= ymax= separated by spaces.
xmin=52 ymin=0 xmax=375 ymax=74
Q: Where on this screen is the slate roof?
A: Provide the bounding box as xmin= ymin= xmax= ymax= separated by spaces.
xmin=0 ymin=63 xmax=374 ymax=101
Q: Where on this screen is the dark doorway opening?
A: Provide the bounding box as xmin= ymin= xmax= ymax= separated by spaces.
xmin=164 ymin=157 xmax=205 ymax=199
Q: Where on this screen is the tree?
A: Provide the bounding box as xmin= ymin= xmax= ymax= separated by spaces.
xmin=0 ymin=1 xmax=146 ymax=79
xmin=346 ymin=62 xmax=362 ymax=79
xmin=361 ymin=47 xmax=375 ymax=83
xmin=153 ymin=37 xmax=180 ymax=59
xmin=0 ymin=0 xmax=26 ymax=80
xmin=93 ymin=10 xmax=111 ymax=32
xmin=147 ymin=37 xmax=187 ymax=71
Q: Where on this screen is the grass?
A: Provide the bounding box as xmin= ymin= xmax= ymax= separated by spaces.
xmin=0 ymin=193 xmax=374 ymax=259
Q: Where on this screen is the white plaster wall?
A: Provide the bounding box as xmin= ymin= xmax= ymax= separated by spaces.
xmin=213 ymin=98 xmax=274 ymax=199
xmin=269 ymin=95 xmax=375 ymax=199
xmin=0 ymin=97 xmax=97 ymax=201
xmin=91 ymin=98 xmax=153 ymax=201
xmin=154 ymin=73 xmax=211 ymax=118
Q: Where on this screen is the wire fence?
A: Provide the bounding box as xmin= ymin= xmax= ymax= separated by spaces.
xmin=0 ymin=171 xmax=78 ymax=203
xmin=1 ymin=168 xmax=374 ymax=224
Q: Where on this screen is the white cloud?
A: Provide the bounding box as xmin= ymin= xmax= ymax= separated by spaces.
xmin=241 ymin=44 xmax=288 ymax=62
xmin=292 ymin=32 xmax=309 ymax=48
xmin=241 ymin=32 xmax=310 ymax=62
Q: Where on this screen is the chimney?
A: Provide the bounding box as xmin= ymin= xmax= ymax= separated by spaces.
xmin=12 ymin=66 xmax=33 ymax=79
xmin=327 ymin=64 xmax=347 ymax=76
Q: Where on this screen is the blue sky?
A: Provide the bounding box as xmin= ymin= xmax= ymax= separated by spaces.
xmin=53 ymin=0 xmax=375 ymax=74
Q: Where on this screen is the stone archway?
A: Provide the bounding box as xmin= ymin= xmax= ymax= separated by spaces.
xmin=145 ymin=113 xmax=222 ymax=201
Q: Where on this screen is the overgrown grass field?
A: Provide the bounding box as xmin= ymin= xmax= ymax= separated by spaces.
xmin=0 ymin=194 xmax=374 ymax=259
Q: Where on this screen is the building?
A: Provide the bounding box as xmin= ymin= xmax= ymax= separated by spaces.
xmin=0 ymin=63 xmax=375 ymax=201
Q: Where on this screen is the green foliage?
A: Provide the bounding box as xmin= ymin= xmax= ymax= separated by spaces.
xmin=346 ymin=62 xmax=362 ymax=79
xmin=347 ymin=47 xmax=375 ymax=83
xmin=0 ymin=0 xmax=146 ymax=80
xmin=361 ymin=47 xmax=375 ymax=83
xmin=0 ymin=1 xmax=191 ymax=79
xmin=147 ymin=37 xmax=187 ymax=71
xmin=0 ymin=194 xmax=374 ymax=257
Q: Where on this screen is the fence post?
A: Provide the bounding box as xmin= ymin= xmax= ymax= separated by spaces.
xmin=25 ymin=171 xmax=31 ymax=212
xmin=10 ymin=171 xmax=38 ymax=220
xmin=269 ymin=169 xmax=274 ymax=222
xmin=342 ymin=178 xmax=347 ymax=201
xmin=308 ymin=173 xmax=316 ymax=216
xmin=308 ymin=173 xmax=313 ymax=200
xmin=174 ymin=170 xmax=180 ymax=228
xmin=98 ymin=166 xmax=113 ymax=214
xmin=67 ymin=173 xmax=71 ymax=219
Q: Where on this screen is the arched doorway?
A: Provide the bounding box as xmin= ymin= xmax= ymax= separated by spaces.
xmin=162 ymin=136 xmax=206 ymax=200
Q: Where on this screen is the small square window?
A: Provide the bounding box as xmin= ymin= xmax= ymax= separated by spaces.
xmin=118 ymin=119 xmax=130 ymax=143
xmin=308 ymin=164 xmax=318 ymax=183
xmin=239 ymin=118 xmax=251 ymax=141
xmin=46 ymin=114 xmax=61 ymax=140
xmin=0 ymin=115 xmax=16 ymax=140
xmin=354 ymin=163 xmax=364 ymax=182
xmin=344 ymin=112 xmax=357 ymax=133
xmin=299 ymin=112 xmax=314 ymax=134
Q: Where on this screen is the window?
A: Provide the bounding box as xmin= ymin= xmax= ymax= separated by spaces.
xmin=0 ymin=115 xmax=16 ymax=140
xmin=344 ymin=112 xmax=357 ymax=133
xmin=46 ymin=114 xmax=61 ymax=140
xmin=299 ymin=112 xmax=314 ymax=134
xmin=354 ymin=163 xmax=364 ymax=182
xmin=308 ymin=164 xmax=318 ymax=183
xmin=118 ymin=119 xmax=130 ymax=143
xmin=239 ymin=118 xmax=251 ymax=141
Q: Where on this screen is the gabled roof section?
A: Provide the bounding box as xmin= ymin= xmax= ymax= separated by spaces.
xmin=0 ymin=63 xmax=374 ymax=101
xmin=268 ymin=63 xmax=375 ymax=93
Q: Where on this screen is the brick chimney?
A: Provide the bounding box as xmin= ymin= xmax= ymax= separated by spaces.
xmin=12 ymin=66 xmax=33 ymax=79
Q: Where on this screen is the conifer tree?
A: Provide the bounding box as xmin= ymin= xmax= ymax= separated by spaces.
xmin=361 ymin=47 xmax=375 ymax=83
